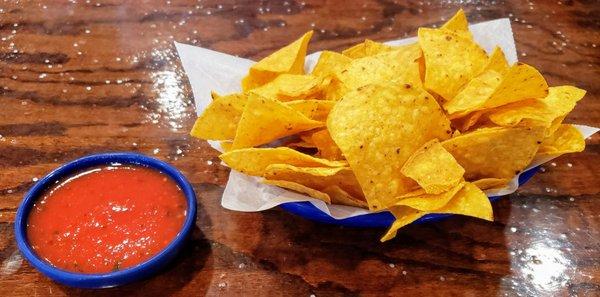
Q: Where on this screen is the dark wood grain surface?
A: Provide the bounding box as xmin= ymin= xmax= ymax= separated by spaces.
xmin=1 ymin=0 xmax=599 ymax=296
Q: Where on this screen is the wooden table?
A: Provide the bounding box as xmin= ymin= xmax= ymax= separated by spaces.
xmin=1 ymin=1 xmax=598 ymax=296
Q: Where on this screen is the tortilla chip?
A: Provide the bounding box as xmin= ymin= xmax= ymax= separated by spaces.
xmin=337 ymin=56 xmax=395 ymax=95
xmin=327 ymin=83 xmax=451 ymax=210
xmin=488 ymin=86 xmax=586 ymax=128
xmin=242 ymin=31 xmax=313 ymax=90
xmin=232 ymin=93 xmax=323 ymax=149
xmin=311 ymin=50 xmax=352 ymax=78
xmin=322 ymin=185 xmax=367 ymax=208
xmin=537 ymin=124 xmax=585 ymax=157
xmin=297 ymin=130 xmax=316 ymax=144
xmin=220 ymin=147 xmax=347 ymax=176
xmin=249 ymin=74 xmax=323 ymax=101
xmin=483 ymin=46 xmax=509 ymax=74
xmin=435 ymin=182 xmax=493 ymax=221
xmin=311 ymin=129 xmax=344 ymax=160
xmin=336 ymin=43 xmax=422 ymax=93
xmin=441 ymin=9 xmax=472 ymax=39
xmin=190 ymin=93 xmax=247 ymax=140
xmin=482 ymin=62 xmax=548 ymax=109
xmin=547 ymin=115 xmax=566 ymax=137
xmin=400 ymin=139 xmax=465 ymax=194
xmin=381 ymin=182 xmax=492 ymax=242
xmin=453 ymin=110 xmax=487 ymax=132
xmin=372 ymin=43 xmax=423 ymax=87
xmin=263 ymin=179 xmax=331 ymax=203
xmin=472 ymin=178 xmax=510 ymax=190
xmin=342 ymin=39 xmax=393 ymax=58
xmin=322 ymin=77 xmax=347 ymax=101
xmin=263 ymin=164 xmax=364 ymax=199
xmin=220 ymin=141 xmax=233 ymax=152
xmin=381 ymin=206 xmax=426 ymax=242
xmin=442 ymin=126 xmax=545 ymax=179
xmin=418 ymin=27 xmax=488 ymax=100
xmin=284 ymin=100 xmax=335 ymax=122
xmin=445 ymin=63 xmax=548 ymax=116
xmin=395 ymin=181 xmax=465 ymax=211
xmin=443 ymin=70 xmax=503 ymax=116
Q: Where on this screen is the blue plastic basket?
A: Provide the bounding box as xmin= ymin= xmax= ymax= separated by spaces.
xmin=280 ymin=166 xmax=539 ymax=228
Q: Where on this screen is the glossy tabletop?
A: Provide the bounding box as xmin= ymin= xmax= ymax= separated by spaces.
xmin=0 ymin=1 xmax=599 ymax=296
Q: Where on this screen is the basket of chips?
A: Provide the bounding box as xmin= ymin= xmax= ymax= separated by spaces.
xmin=177 ymin=10 xmax=598 ymax=241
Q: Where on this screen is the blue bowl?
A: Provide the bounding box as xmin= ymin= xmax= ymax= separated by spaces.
xmin=280 ymin=166 xmax=539 ymax=228
xmin=14 ymin=152 xmax=197 ymax=288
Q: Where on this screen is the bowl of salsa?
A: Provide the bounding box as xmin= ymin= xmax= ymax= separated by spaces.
xmin=14 ymin=152 xmax=197 ymax=288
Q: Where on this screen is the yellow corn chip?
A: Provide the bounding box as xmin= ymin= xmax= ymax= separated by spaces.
xmin=417 ymin=55 xmax=426 ymax=82
xmin=336 ymin=43 xmax=422 ymax=92
xmin=220 ymin=141 xmax=233 ymax=152
xmin=445 ymin=63 xmax=548 ymax=116
xmin=322 ymin=185 xmax=367 ymax=208
xmin=337 ymin=56 xmax=395 ymax=95
xmin=441 ymin=9 xmax=472 ymax=39
xmin=443 ymin=70 xmax=503 ymax=116
xmin=263 ymin=179 xmax=331 ymax=203
xmin=400 ymin=139 xmax=465 ymax=194
xmin=263 ymin=164 xmax=364 ymax=200
xmin=322 ymin=77 xmax=347 ymax=101
xmin=381 ymin=182 xmax=492 ymax=242
xmin=232 ymin=93 xmax=323 ymax=149
xmin=434 ymin=182 xmax=493 ymax=221
xmin=190 ymin=93 xmax=247 ymax=140
xmin=380 ymin=206 xmax=426 ymax=242
xmin=297 ymin=130 xmax=316 ymax=144
xmin=311 ymin=129 xmax=344 ymax=160
xmin=547 ymin=115 xmax=567 ymax=137
xmin=488 ymin=86 xmax=585 ymax=128
xmin=327 ymin=83 xmax=451 ymax=210
xmin=220 ymin=147 xmax=347 ymax=176
xmin=482 ymin=63 xmax=548 ymax=109
xmin=442 ymin=126 xmax=545 ymax=179
xmin=472 ymin=178 xmax=510 ymax=190
xmin=372 ymin=43 xmax=423 ymax=87
xmin=483 ymin=46 xmax=509 ymax=74
xmin=311 ymin=51 xmax=352 ymax=78
xmin=250 ymin=74 xmax=323 ymax=101
xmin=395 ymin=181 xmax=465 ymax=211
xmin=419 ymin=27 xmax=488 ymax=100
xmin=537 ymin=124 xmax=585 ymax=157
xmin=452 ymin=110 xmax=487 ymax=132
xmin=242 ymin=31 xmax=313 ymax=90
xmin=284 ymin=100 xmax=335 ymax=122
xmin=342 ymin=39 xmax=393 ymax=58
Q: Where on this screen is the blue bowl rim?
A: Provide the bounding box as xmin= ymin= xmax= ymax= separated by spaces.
xmin=14 ymin=152 xmax=197 ymax=288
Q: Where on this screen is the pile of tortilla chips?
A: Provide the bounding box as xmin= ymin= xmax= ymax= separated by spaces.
xmin=190 ymin=10 xmax=587 ymax=241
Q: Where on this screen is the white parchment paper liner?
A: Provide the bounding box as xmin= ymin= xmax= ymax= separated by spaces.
xmin=175 ymin=18 xmax=599 ymax=219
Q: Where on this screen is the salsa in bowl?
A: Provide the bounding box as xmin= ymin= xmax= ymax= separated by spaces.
xmin=14 ymin=152 xmax=197 ymax=288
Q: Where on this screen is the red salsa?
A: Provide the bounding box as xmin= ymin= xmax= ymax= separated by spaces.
xmin=27 ymin=165 xmax=187 ymax=274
